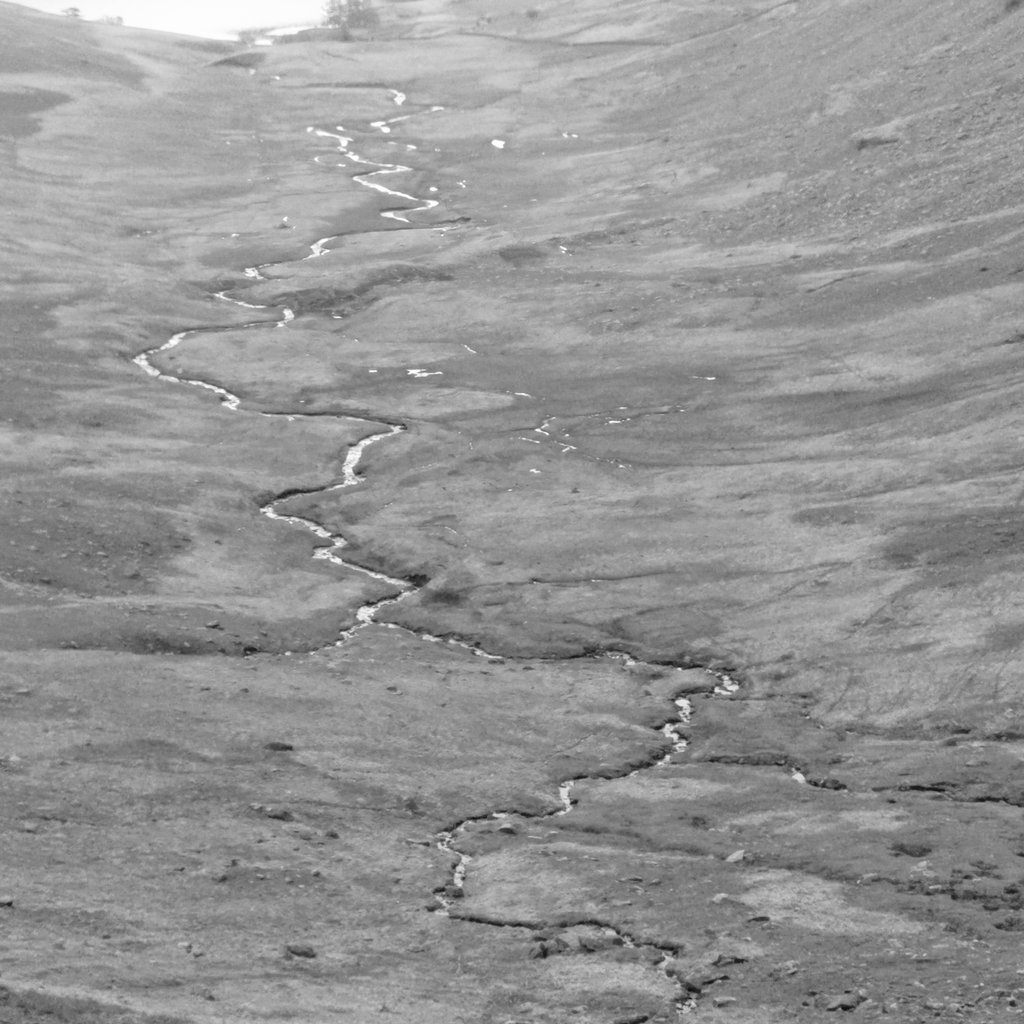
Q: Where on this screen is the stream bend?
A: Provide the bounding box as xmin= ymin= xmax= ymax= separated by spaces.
xmin=133 ymin=89 xmax=440 ymax=643
xmin=131 ymin=86 xmax=746 ymax=1014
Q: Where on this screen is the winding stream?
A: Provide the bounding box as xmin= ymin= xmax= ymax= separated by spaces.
xmin=133 ymin=89 xmax=437 ymax=642
xmin=433 ymin=662 xmax=740 ymax=1013
xmin=131 ymin=85 xmax=743 ymax=1014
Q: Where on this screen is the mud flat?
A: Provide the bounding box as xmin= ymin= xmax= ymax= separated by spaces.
xmin=3 ymin=0 xmax=1024 ymax=1021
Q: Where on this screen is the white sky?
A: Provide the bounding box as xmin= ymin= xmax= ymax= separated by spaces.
xmin=16 ymin=0 xmax=328 ymax=38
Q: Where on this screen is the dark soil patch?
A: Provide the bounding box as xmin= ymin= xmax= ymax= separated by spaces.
xmin=0 ymin=89 xmax=71 ymax=138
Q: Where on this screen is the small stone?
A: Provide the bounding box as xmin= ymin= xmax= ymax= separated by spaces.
xmin=263 ymin=807 xmax=294 ymax=821
xmin=264 ymin=741 xmax=294 ymax=752
xmin=612 ymin=1015 xmax=650 ymax=1024
xmin=205 ymin=621 xmax=222 ymax=629
xmin=808 ymin=776 xmax=848 ymax=791
xmin=725 ymin=849 xmax=745 ymax=863
xmin=851 ymin=121 xmax=902 ymax=150
xmin=284 ymin=943 xmax=317 ymax=959
xmin=826 ymin=991 xmax=866 ymax=1012
xmin=712 ymin=996 xmax=737 ymax=1008
xmin=0 ymin=895 xmax=14 ymax=907
xmin=712 ymin=952 xmax=747 ymax=966
xmin=496 ymin=822 xmax=518 ymax=834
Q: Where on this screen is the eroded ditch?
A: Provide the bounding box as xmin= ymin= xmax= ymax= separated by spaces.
xmin=131 ymin=85 xmax=749 ymax=1014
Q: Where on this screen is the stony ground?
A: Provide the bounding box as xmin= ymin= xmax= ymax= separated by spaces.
xmin=3 ymin=0 xmax=1024 ymax=1021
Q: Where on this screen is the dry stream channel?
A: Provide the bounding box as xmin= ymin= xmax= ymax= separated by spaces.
xmin=132 ymin=87 xmax=744 ymax=1011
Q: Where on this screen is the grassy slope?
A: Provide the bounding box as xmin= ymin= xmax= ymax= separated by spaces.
xmin=346 ymin=0 xmax=1024 ymax=734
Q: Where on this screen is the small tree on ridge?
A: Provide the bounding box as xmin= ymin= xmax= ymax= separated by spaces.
xmin=323 ymin=0 xmax=379 ymax=29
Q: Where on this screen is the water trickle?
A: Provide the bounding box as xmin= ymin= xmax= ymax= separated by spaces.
xmin=132 ymin=89 xmax=457 ymax=649
xmin=132 ymin=84 xmax=748 ymax=1013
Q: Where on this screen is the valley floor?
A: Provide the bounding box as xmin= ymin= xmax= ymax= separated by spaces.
xmin=3 ymin=0 xmax=1024 ymax=1020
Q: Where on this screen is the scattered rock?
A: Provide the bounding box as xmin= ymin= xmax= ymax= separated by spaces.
xmin=826 ymin=991 xmax=867 ymax=1011
xmin=284 ymin=943 xmax=317 ymax=959
xmin=254 ymin=804 xmax=294 ymax=821
xmin=573 ymin=929 xmax=623 ymax=953
xmin=529 ymin=936 xmax=570 ymax=959
xmin=807 ymin=776 xmax=848 ymax=791
xmin=700 ymin=972 xmax=731 ymax=988
xmin=852 ymin=123 xmax=902 ymax=149
xmin=712 ymin=952 xmax=747 ymax=966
